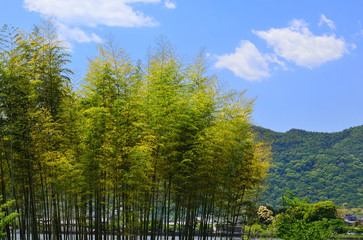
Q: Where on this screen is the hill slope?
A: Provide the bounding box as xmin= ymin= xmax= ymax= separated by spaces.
xmin=254 ymin=125 xmax=363 ymax=208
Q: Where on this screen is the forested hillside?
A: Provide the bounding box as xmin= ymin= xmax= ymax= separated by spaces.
xmin=254 ymin=125 xmax=363 ymax=208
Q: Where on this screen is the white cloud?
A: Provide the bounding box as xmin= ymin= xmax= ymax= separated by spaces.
xmin=164 ymin=0 xmax=176 ymax=9
xmin=319 ymin=14 xmax=336 ymax=30
xmin=358 ymin=21 xmax=363 ymax=38
xmin=319 ymin=14 xmax=335 ymax=30
xmin=264 ymin=54 xmax=288 ymax=71
xmin=57 ymin=23 xmax=102 ymax=44
xmin=23 ymin=0 xmax=161 ymax=27
xmin=215 ymin=41 xmax=270 ymax=81
xmin=254 ymin=19 xmax=347 ymax=68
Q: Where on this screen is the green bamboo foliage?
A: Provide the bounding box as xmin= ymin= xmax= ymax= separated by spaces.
xmin=0 ymin=22 xmax=270 ymax=240
xmin=0 ymin=24 xmax=39 ymax=239
xmin=1 ymin=21 xmax=75 ymax=240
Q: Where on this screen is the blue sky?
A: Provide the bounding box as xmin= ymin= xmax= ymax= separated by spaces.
xmin=2 ymin=0 xmax=363 ymax=132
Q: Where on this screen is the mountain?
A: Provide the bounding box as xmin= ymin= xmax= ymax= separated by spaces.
xmin=254 ymin=125 xmax=363 ymax=208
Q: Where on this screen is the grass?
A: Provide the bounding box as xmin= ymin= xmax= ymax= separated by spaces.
xmin=336 ymin=234 xmax=363 ymax=239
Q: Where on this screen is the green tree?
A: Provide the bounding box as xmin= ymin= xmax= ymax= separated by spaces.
xmin=275 ymin=193 xmax=344 ymax=240
xmin=0 ymin=23 xmax=38 ymax=239
xmin=80 ymin=37 xmax=147 ymax=239
xmin=1 ymin=21 xmax=74 ymax=240
xmin=0 ymin=199 xmax=18 ymax=240
xmin=1 ymin=27 xmax=270 ymax=240
xmin=306 ymin=201 xmax=337 ymax=222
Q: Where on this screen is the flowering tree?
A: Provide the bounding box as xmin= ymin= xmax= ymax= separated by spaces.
xmin=258 ymin=206 xmax=274 ymax=225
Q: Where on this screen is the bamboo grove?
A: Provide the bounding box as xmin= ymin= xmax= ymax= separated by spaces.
xmin=0 ymin=21 xmax=270 ymax=240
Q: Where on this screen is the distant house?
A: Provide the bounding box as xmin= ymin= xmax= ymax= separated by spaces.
xmin=359 ymin=217 xmax=363 ymax=226
xmin=343 ymin=214 xmax=359 ymax=226
xmin=214 ymin=219 xmax=244 ymax=236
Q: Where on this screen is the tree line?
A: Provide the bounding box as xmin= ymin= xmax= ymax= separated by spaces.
xmin=0 ymin=21 xmax=270 ymax=240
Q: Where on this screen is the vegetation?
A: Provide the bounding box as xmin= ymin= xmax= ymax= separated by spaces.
xmin=275 ymin=193 xmax=345 ymax=240
xmin=246 ymin=194 xmax=354 ymax=240
xmin=0 ymin=199 xmax=18 ymax=239
xmin=336 ymin=234 xmax=363 ymax=239
xmin=0 ymin=22 xmax=270 ymax=240
xmin=254 ymin=125 xmax=363 ymax=208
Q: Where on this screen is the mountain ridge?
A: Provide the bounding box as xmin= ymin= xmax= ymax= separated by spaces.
xmin=253 ymin=124 xmax=363 ymax=208
xmin=259 ymin=124 xmax=363 ymax=134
